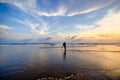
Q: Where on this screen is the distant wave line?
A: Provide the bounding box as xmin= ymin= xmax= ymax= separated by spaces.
xmin=68 ymin=50 xmax=120 ymax=53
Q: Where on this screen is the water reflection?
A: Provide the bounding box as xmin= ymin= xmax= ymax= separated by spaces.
xmin=63 ymin=50 xmax=66 ymax=61
xmin=0 ymin=45 xmax=120 ymax=80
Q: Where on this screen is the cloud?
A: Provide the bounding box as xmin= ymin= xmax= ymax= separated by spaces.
xmin=0 ymin=29 xmax=8 ymax=36
xmin=9 ymin=33 xmax=33 ymax=40
xmin=67 ymin=7 xmax=99 ymax=16
xmin=0 ymin=24 xmax=14 ymax=38
xmin=65 ymin=35 xmax=76 ymax=40
xmin=33 ymin=5 xmax=67 ymax=16
xmin=75 ymin=24 xmax=95 ymax=30
xmin=0 ymin=30 xmax=33 ymax=40
xmin=0 ymin=0 xmax=119 ymax=43
xmin=0 ymin=0 xmax=117 ymax=16
xmin=55 ymin=32 xmax=78 ymax=42
xmin=0 ymin=24 xmax=14 ymax=30
xmin=0 ymin=0 xmax=36 ymax=9
xmin=10 ymin=17 xmax=49 ymax=36
xmin=66 ymin=0 xmax=117 ymax=16
xmin=77 ymin=11 xmax=120 ymax=41
xmin=24 ymin=20 xmax=49 ymax=35
xmin=0 ymin=19 xmax=49 ymax=40
xmin=53 ymin=10 xmax=120 ymax=42
xmin=38 ymin=37 xmax=53 ymax=41
xmin=37 ymin=26 xmax=49 ymax=35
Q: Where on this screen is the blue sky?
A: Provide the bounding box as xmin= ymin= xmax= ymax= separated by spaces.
xmin=0 ymin=0 xmax=120 ymax=43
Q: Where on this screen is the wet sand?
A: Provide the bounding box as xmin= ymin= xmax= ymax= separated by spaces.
xmin=0 ymin=45 xmax=120 ymax=80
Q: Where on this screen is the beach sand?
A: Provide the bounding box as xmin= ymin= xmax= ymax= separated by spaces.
xmin=0 ymin=44 xmax=120 ymax=80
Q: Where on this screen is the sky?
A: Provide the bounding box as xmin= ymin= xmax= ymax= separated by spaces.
xmin=0 ymin=0 xmax=120 ymax=43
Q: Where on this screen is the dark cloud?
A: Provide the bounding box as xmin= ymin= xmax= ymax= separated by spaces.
xmin=46 ymin=37 xmax=52 ymax=40
xmin=65 ymin=35 xmax=76 ymax=40
xmin=20 ymin=39 xmax=33 ymax=42
xmin=38 ymin=37 xmax=53 ymax=41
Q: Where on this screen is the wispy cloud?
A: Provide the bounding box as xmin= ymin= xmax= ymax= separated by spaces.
xmin=75 ymin=25 xmax=95 ymax=30
xmin=0 ymin=24 xmax=14 ymax=38
xmin=0 ymin=0 xmax=120 ymax=42
xmin=0 ymin=0 xmax=117 ymax=16
xmin=67 ymin=7 xmax=99 ymax=16
xmin=33 ymin=5 xmax=67 ymax=16
xmin=0 ymin=0 xmax=36 ymax=9
xmin=0 ymin=24 xmax=32 ymax=40
xmin=66 ymin=0 xmax=117 ymax=16
xmin=6 ymin=15 xmax=50 ymax=36
xmin=0 ymin=29 xmax=8 ymax=36
xmin=23 ymin=20 xmax=49 ymax=35
xmin=54 ymin=9 xmax=120 ymax=42
xmin=0 ymin=24 xmax=14 ymax=30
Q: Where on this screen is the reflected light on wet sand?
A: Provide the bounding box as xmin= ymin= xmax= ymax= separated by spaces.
xmin=0 ymin=45 xmax=120 ymax=80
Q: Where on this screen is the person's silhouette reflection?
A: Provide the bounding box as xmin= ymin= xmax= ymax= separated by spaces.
xmin=63 ymin=49 xmax=66 ymax=60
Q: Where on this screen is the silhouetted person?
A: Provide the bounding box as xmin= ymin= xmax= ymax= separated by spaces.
xmin=63 ymin=42 xmax=66 ymax=50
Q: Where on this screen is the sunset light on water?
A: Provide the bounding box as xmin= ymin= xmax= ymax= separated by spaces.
xmin=0 ymin=0 xmax=120 ymax=80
